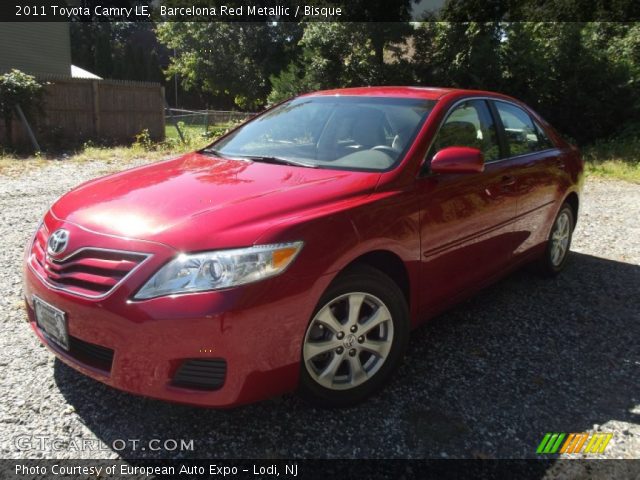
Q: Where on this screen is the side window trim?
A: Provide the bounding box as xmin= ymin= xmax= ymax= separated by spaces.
xmin=420 ymin=99 xmax=470 ymax=176
xmin=484 ymin=100 xmax=509 ymax=163
xmin=418 ymin=96 xmax=559 ymax=177
xmin=487 ymin=100 xmax=507 ymax=160
xmin=492 ymin=99 xmax=560 ymax=160
xmin=420 ymin=98 xmax=499 ymax=175
xmin=530 ymin=115 xmax=556 ymax=149
xmin=424 ymin=99 xmax=473 ymax=163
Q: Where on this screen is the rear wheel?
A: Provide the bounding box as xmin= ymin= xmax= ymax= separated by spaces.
xmin=537 ymin=203 xmax=575 ymax=276
xmin=299 ymin=265 xmax=409 ymax=407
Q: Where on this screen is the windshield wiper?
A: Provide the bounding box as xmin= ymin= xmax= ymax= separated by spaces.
xmin=200 ymin=148 xmax=228 ymax=158
xmin=238 ymin=155 xmax=317 ymax=168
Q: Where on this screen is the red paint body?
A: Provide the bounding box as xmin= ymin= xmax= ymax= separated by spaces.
xmin=23 ymin=87 xmax=584 ymax=407
xmin=431 ymin=146 xmax=485 ymax=174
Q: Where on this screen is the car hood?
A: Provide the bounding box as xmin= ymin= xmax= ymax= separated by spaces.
xmin=51 ymin=153 xmax=379 ymax=249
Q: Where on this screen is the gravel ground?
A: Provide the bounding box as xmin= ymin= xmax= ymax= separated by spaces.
xmin=0 ymin=159 xmax=638 ymax=462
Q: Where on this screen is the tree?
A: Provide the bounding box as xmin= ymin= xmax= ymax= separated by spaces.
xmin=588 ymin=22 xmax=640 ymax=122
xmin=268 ymin=22 xmax=415 ymax=104
xmin=508 ymin=23 xmax=635 ymax=143
xmin=266 ymin=0 xmax=417 ymax=105
xmin=156 ymin=22 xmax=302 ymax=110
xmin=267 ymin=63 xmax=317 ymax=105
xmin=413 ymin=21 xmax=638 ymax=143
xmin=413 ymin=22 xmax=502 ymax=89
xmin=499 ymin=22 xmax=547 ymax=106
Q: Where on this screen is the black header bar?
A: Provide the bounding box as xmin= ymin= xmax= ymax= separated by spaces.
xmin=1 ymin=0 xmax=639 ymax=22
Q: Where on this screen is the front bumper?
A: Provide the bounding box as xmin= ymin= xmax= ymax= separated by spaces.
xmin=23 ymin=228 xmax=331 ymax=407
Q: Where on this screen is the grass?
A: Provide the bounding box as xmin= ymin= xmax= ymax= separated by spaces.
xmin=0 ymin=124 xmax=224 ymax=177
xmin=582 ymin=133 xmax=640 ymax=184
xmin=584 ymin=158 xmax=640 ymax=183
xmin=0 ymin=143 xmax=191 ymax=178
xmin=165 ymin=123 xmax=206 ymax=141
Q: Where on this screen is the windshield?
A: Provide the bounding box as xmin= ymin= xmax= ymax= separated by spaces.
xmin=208 ymin=96 xmax=436 ymax=171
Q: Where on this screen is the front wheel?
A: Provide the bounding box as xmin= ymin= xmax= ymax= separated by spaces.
xmin=537 ymin=203 xmax=575 ymax=276
xmin=299 ymin=265 xmax=409 ymax=407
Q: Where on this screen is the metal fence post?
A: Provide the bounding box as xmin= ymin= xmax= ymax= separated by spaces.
xmin=15 ymin=104 xmax=40 ymax=153
xmin=91 ymin=80 xmax=101 ymax=138
xmin=164 ymin=101 xmax=185 ymax=144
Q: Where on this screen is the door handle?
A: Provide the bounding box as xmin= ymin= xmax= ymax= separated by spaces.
xmin=556 ymin=159 xmax=566 ymax=169
xmin=485 ymin=175 xmax=516 ymax=197
xmin=501 ymin=175 xmax=516 ymax=187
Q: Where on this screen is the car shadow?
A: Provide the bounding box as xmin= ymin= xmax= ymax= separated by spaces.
xmin=54 ymin=252 xmax=639 ymax=460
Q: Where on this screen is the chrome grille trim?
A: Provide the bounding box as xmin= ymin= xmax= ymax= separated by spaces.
xmin=29 ymin=226 xmax=152 ymax=300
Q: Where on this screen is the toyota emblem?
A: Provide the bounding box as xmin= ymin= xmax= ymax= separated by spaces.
xmin=47 ymin=229 xmax=70 ymax=256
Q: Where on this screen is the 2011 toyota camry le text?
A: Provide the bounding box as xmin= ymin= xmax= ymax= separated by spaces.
xmin=23 ymin=87 xmax=584 ymax=408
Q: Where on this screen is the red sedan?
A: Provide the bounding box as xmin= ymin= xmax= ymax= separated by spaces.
xmin=23 ymin=87 xmax=583 ymax=407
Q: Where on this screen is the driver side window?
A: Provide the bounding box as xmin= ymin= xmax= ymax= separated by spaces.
xmin=427 ymin=100 xmax=500 ymax=167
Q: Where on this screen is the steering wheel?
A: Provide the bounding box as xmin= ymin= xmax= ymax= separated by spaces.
xmin=371 ymin=145 xmax=397 ymax=155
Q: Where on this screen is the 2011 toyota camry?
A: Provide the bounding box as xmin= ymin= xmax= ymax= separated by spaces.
xmin=23 ymin=87 xmax=583 ymax=407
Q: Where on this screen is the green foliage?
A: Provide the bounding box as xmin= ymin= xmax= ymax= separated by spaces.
xmin=0 ymin=69 xmax=43 ymax=114
xmin=153 ymin=17 xmax=638 ymax=145
xmin=156 ymin=22 xmax=302 ymax=110
xmin=207 ymin=120 xmax=243 ymax=139
xmin=414 ymin=22 xmax=503 ymax=89
xmin=133 ymin=129 xmax=153 ymax=150
xmin=268 ymin=63 xmax=314 ymax=105
xmin=267 ymin=22 xmax=415 ymax=106
xmin=268 ymin=19 xmax=639 ymax=145
xmin=0 ymin=69 xmax=45 ymax=148
xmin=583 ymin=127 xmax=640 ymax=184
xmin=412 ymin=22 xmax=639 ymax=144
xmin=83 ymin=17 xmax=639 ymax=147
xmin=593 ymin=23 xmax=640 ymax=109
xmin=518 ymin=23 xmax=635 ymax=144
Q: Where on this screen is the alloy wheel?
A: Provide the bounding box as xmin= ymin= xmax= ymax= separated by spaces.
xmin=550 ymin=210 xmax=571 ymax=266
xmin=302 ymin=292 xmax=394 ymax=390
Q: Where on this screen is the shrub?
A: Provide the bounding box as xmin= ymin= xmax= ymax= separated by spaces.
xmin=0 ymin=69 xmax=45 ymax=149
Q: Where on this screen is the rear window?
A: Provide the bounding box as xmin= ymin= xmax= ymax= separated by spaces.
xmin=494 ymin=101 xmax=554 ymax=156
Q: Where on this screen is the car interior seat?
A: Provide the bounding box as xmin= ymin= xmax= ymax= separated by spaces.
xmin=350 ymin=109 xmax=387 ymax=149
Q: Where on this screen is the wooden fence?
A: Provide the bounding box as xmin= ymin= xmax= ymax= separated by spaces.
xmin=1 ymin=76 xmax=165 ymax=148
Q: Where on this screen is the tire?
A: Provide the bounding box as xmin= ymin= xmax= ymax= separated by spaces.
xmin=537 ymin=202 xmax=575 ymax=276
xmin=298 ymin=264 xmax=409 ymax=408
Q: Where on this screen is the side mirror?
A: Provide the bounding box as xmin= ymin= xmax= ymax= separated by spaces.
xmin=431 ymin=146 xmax=484 ymax=174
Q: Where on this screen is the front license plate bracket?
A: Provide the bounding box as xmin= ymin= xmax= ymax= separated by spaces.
xmin=33 ymin=296 xmax=69 ymax=351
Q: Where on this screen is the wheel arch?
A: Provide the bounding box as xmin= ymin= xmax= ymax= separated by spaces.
xmin=564 ymin=191 xmax=579 ymax=226
xmin=340 ymin=250 xmax=411 ymax=310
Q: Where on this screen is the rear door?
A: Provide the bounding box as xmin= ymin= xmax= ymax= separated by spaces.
xmin=490 ymin=100 xmax=562 ymax=257
xmin=417 ymin=99 xmax=521 ymax=315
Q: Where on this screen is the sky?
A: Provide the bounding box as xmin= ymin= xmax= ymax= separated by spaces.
xmin=412 ymin=0 xmax=446 ymax=20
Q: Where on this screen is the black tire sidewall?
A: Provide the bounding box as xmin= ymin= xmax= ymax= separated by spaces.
xmin=298 ymin=265 xmax=409 ymax=408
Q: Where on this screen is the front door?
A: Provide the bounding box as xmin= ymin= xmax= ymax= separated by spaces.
xmin=417 ymin=99 xmax=520 ymax=316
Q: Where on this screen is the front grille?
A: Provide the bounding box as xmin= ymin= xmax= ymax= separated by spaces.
xmin=172 ymin=359 xmax=227 ymax=391
xmin=30 ymin=224 xmax=148 ymax=298
xmin=68 ymin=335 xmax=115 ymax=372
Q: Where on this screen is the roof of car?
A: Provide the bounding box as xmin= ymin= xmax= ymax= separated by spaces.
xmin=302 ymin=86 xmax=508 ymax=101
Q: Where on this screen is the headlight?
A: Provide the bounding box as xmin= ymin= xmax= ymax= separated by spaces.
xmin=134 ymin=242 xmax=303 ymax=300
